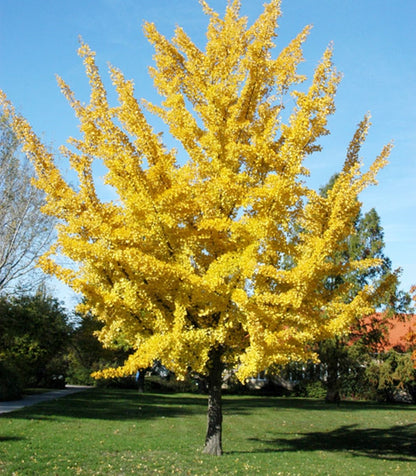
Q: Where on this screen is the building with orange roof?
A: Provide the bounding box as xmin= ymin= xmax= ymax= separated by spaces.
xmin=353 ymin=313 xmax=416 ymax=353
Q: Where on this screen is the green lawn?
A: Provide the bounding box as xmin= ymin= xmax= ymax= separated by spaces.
xmin=1 ymin=388 xmax=415 ymax=475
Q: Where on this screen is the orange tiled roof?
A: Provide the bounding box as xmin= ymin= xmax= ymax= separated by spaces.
xmin=357 ymin=314 xmax=416 ymax=352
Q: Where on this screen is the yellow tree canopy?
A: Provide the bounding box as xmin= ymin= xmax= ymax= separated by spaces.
xmin=0 ymin=0 xmax=390 ymax=382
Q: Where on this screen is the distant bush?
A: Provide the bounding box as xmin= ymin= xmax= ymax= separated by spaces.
xmin=291 ymin=380 xmax=327 ymax=399
xmin=96 ymin=375 xmax=137 ymax=389
xmin=0 ymin=361 xmax=23 ymax=401
xmin=146 ymin=375 xmax=199 ymax=394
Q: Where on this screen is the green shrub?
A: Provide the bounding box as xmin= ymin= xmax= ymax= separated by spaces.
xmin=305 ymin=381 xmax=327 ymax=399
xmin=66 ymin=365 xmax=96 ymax=386
xmin=0 ymin=361 xmax=23 ymax=401
xmin=146 ymin=375 xmax=199 ymax=393
xmin=291 ymin=380 xmax=327 ymax=399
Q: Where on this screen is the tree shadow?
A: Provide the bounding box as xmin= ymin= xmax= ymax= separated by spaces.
xmin=0 ymin=436 xmax=25 ymax=442
xmin=223 ymin=396 xmax=416 ymax=415
xmin=243 ymin=423 xmax=416 ymax=462
xmin=3 ymin=388 xmax=208 ymax=422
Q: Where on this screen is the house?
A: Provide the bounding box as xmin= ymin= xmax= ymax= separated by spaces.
xmin=353 ymin=313 xmax=416 ymax=353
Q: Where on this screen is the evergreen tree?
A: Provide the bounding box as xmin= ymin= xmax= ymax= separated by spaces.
xmin=318 ymin=176 xmax=410 ymax=402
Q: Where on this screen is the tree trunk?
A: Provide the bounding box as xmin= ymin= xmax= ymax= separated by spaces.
xmin=325 ymin=340 xmax=341 ymax=404
xmin=136 ymin=369 xmax=145 ymax=394
xmin=202 ymin=348 xmax=224 ymax=456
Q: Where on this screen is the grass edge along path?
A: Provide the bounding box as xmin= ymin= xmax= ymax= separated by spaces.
xmin=0 ymin=386 xmax=92 ymax=415
xmin=0 ymin=388 xmax=415 ymax=475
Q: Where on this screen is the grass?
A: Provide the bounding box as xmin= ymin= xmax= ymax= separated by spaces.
xmin=0 ymin=388 xmax=415 ymax=475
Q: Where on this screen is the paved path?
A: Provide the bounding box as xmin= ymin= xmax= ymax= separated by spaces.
xmin=0 ymin=385 xmax=92 ymax=415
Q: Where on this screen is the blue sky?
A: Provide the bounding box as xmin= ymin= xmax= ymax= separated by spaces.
xmin=1 ymin=0 xmax=415 ymax=308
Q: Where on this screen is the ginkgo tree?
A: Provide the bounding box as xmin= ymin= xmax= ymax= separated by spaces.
xmin=0 ymin=0 xmax=391 ymax=455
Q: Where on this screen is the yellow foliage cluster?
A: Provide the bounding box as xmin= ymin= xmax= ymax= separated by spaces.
xmin=0 ymin=0 xmax=390 ymax=381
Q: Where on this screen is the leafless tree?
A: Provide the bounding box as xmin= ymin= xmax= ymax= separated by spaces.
xmin=0 ymin=115 xmax=55 ymax=293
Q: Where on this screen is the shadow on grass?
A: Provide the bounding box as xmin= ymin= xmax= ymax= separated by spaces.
xmin=4 ymin=388 xmax=208 ymax=422
xmin=241 ymin=423 xmax=416 ymax=462
xmin=5 ymin=389 xmax=415 ymax=422
xmin=0 ymin=436 xmax=25 ymax=442
xmin=223 ymin=396 xmax=416 ymax=414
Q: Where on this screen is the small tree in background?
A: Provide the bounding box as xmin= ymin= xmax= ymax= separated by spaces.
xmin=1 ymin=0 xmax=391 ymax=454
xmin=0 ymin=288 xmax=71 ymax=396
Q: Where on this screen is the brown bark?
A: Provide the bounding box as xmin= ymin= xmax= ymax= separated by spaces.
xmin=202 ymin=347 xmax=224 ymax=456
xmin=325 ymin=341 xmax=341 ymax=404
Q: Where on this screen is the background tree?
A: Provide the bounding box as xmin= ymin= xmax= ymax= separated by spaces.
xmin=317 ymin=175 xmax=411 ymax=402
xmin=362 ymin=349 xmax=416 ymax=402
xmin=0 ymin=0 xmax=391 ymax=455
xmin=0 ymin=115 xmax=55 ymax=293
xmin=67 ymin=310 xmax=133 ymax=386
xmin=0 ymin=288 xmax=71 ymax=398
